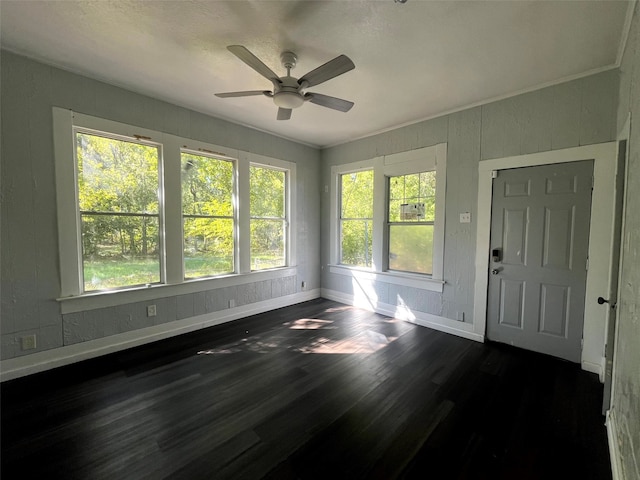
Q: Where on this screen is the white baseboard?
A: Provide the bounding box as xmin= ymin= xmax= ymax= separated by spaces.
xmin=606 ymin=409 xmax=623 ymax=480
xmin=582 ymin=360 xmax=604 ymax=379
xmin=320 ymin=288 xmax=484 ymax=343
xmin=0 ymin=289 xmax=321 ymax=382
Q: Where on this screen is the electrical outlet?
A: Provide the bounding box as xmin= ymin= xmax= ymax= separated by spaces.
xmin=147 ymin=304 xmax=157 ymax=317
xmin=456 ymin=311 xmax=465 ymax=322
xmin=460 ymin=212 xmax=471 ymax=224
xmin=229 ymin=299 xmax=235 ymax=308
xmin=21 ymin=334 xmax=37 ymax=350
xmin=301 ymin=281 xmax=306 ymax=290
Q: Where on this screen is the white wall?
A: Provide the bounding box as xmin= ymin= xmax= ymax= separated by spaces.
xmin=320 ymin=70 xmax=619 ymax=366
xmin=609 ymin=2 xmax=640 ymax=479
xmin=0 ymin=51 xmax=322 ymax=378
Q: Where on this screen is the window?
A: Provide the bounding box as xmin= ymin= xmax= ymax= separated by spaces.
xmin=387 ymin=171 xmax=436 ymax=274
xmin=181 ymin=152 xmax=235 ymax=279
xmin=330 ymin=144 xmax=446 ymax=292
xmin=340 ymin=170 xmax=374 ymax=267
xmin=53 ymin=108 xmax=296 ymax=303
xmin=250 ymin=165 xmax=287 ymax=270
xmin=76 ymin=131 xmax=162 ymax=291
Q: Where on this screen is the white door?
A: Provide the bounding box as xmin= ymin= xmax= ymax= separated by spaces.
xmin=486 ymin=161 xmax=594 ymax=362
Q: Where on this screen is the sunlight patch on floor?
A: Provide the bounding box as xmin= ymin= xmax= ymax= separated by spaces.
xmin=296 ymin=330 xmax=398 ymax=354
xmin=284 ymin=318 xmax=336 ymax=330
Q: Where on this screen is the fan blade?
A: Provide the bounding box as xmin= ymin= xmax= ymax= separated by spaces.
xmin=305 ymin=93 xmax=354 ymax=112
xmin=227 ymin=45 xmax=280 ymax=82
xmin=298 ymin=55 xmax=355 ymax=88
xmin=215 ymin=90 xmax=271 ymax=98
xmin=277 ymin=108 xmax=292 ymax=120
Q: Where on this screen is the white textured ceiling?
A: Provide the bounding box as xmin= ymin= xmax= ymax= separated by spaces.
xmin=0 ymin=1 xmax=632 ymax=147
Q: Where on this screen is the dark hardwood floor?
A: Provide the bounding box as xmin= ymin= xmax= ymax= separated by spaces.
xmin=1 ymin=299 xmax=611 ymax=479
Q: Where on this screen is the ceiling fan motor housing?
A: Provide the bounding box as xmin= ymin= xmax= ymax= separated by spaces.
xmin=280 ymin=51 xmax=297 ymax=70
xmin=273 ymin=53 xmax=305 ymax=109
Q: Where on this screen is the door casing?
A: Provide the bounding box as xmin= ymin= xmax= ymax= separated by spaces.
xmin=473 ymin=143 xmax=617 ymax=377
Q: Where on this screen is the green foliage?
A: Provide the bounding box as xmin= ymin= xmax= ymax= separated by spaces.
xmin=388 ymin=171 xmax=436 ymax=222
xmin=341 ymin=220 xmax=373 ymax=267
xmin=84 ymin=258 xmax=159 ymax=290
xmin=76 ymin=136 xmax=291 ymax=288
xmin=77 ymin=133 xmax=161 ymax=290
xmin=341 ymin=170 xmax=373 ymax=219
xmin=250 ymin=166 xmax=286 ymax=270
xmin=340 ymin=170 xmax=374 ymax=266
xmin=181 ymin=153 xmax=235 ymax=277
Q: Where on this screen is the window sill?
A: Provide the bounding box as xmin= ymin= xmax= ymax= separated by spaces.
xmin=328 ymin=265 xmax=445 ymax=293
xmin=57 ymin=267 xmax=297 ymax=314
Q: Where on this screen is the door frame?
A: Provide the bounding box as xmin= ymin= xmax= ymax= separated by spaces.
xmin=604 ymin=113 xmax=631 ymax=411
xmin=473 ymin=142 xmax=617 ymax=377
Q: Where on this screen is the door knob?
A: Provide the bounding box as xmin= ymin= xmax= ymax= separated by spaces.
xmin=491 ymin=269 xmax=500 ymax=275
xmin=598 ymin=296 xmax=616 ymax=308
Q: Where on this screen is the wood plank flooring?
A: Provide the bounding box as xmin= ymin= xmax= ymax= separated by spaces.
xmin=1 ymin=299 xmax=612 ymax=479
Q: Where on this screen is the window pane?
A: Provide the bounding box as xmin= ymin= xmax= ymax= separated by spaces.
xmin=183 ymin=217 xmax=234 ymax=278
xmin=389 ymin=224 xmax=433 ymax=274
xmin=250 ymin=165 xmax=286 ymax=271
xmin=76 ymin=132 xmax=160 ymax=291
xmin=182 ymin=153 xmax=233 ymax=217
xmin=181 ymin=153 xmax=235 ymax=279
xmin=251 ymin=219 xmax=285 ymax=270
xmin=81 ymin=214 xmax=160 ymax=290
xmin=341 ymin=170 xmax=373 ymax=218
xmin=388 ymin=171 xmax=436 ymax=222
xmin=341 ymin=219 xmax=373 ymax=267
xmin=250 ymin=166 xmax=285 ymax=217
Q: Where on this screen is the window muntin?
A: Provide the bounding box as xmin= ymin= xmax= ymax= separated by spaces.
xmin=250 ymin=165 xmax=286 ymax=271
xmin=181 ymin=152 xmax=235 ymax=279
xmin=55 ymin=109 xmax=297 ymax=303
xmin=387 ymin=171 xmax=436 ymax=274
xmin=330 ymin=144 xmax=446 ymax=289
xmin=340 ymin=170 xmax=374 ymax=267
xmin=76 ymin=131 xmax=161 ymax=291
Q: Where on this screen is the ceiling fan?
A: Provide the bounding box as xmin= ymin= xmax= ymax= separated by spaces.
xmin=216 ymin=45 xmax=355 ymax=120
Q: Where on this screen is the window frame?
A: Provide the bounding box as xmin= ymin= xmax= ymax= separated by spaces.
xmin=338 ymin=169 xmax=374 ymax=268
xmin=249 ymin=162 xmax=290 ymax=271
xmin=180 ymin=149 xmax=238 ymax=280
xmin=74 ymin=127 xmax=165 ymax=291
xmin=329 ymin=144 xmax=447 ymax=293
xmin=53 ymin=108 xmax=296 ymax=311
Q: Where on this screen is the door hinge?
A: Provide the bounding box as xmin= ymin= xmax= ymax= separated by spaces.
xmin=491 ymin=170 xmax=499 ymax=179
xmin=586 ymin=257 xmax=589 ymax=271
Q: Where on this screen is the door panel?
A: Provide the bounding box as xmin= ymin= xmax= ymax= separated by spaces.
xmin=542 ymin=206 xmax=574 ymax=269
xmin=538 ymin=283 xmax=569 ymax=337
xmin=487 ymin=161 xmax=593 ymax=362
xmin=499 ymin=279 xmax=525 ymax=328
xmin=503 ymin=208 xmax=528 ymax=265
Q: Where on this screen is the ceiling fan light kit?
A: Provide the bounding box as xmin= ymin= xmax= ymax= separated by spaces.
xmin=273 ymin=91 xmax=305 ymax=109
xmin=216 ymin=45 xmax=355 ymax=120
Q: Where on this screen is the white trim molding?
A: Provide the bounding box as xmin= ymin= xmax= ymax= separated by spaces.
xmin=606 ymin=409 xmax=623 ymax=480
xmin=329 ymin=264 xmax=445 ymax=293
xmin=473 ymin=143 xmax=617 ymax=376
xmin=1 ymin=289 xmax=321 ymax=382
xmin=52 ymin=107 xmax=298 ymax=310
xmin=329 ymin=143 xmax=447 ymax=282
xmin=321 ymin=288 xmax=483 ymax=343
